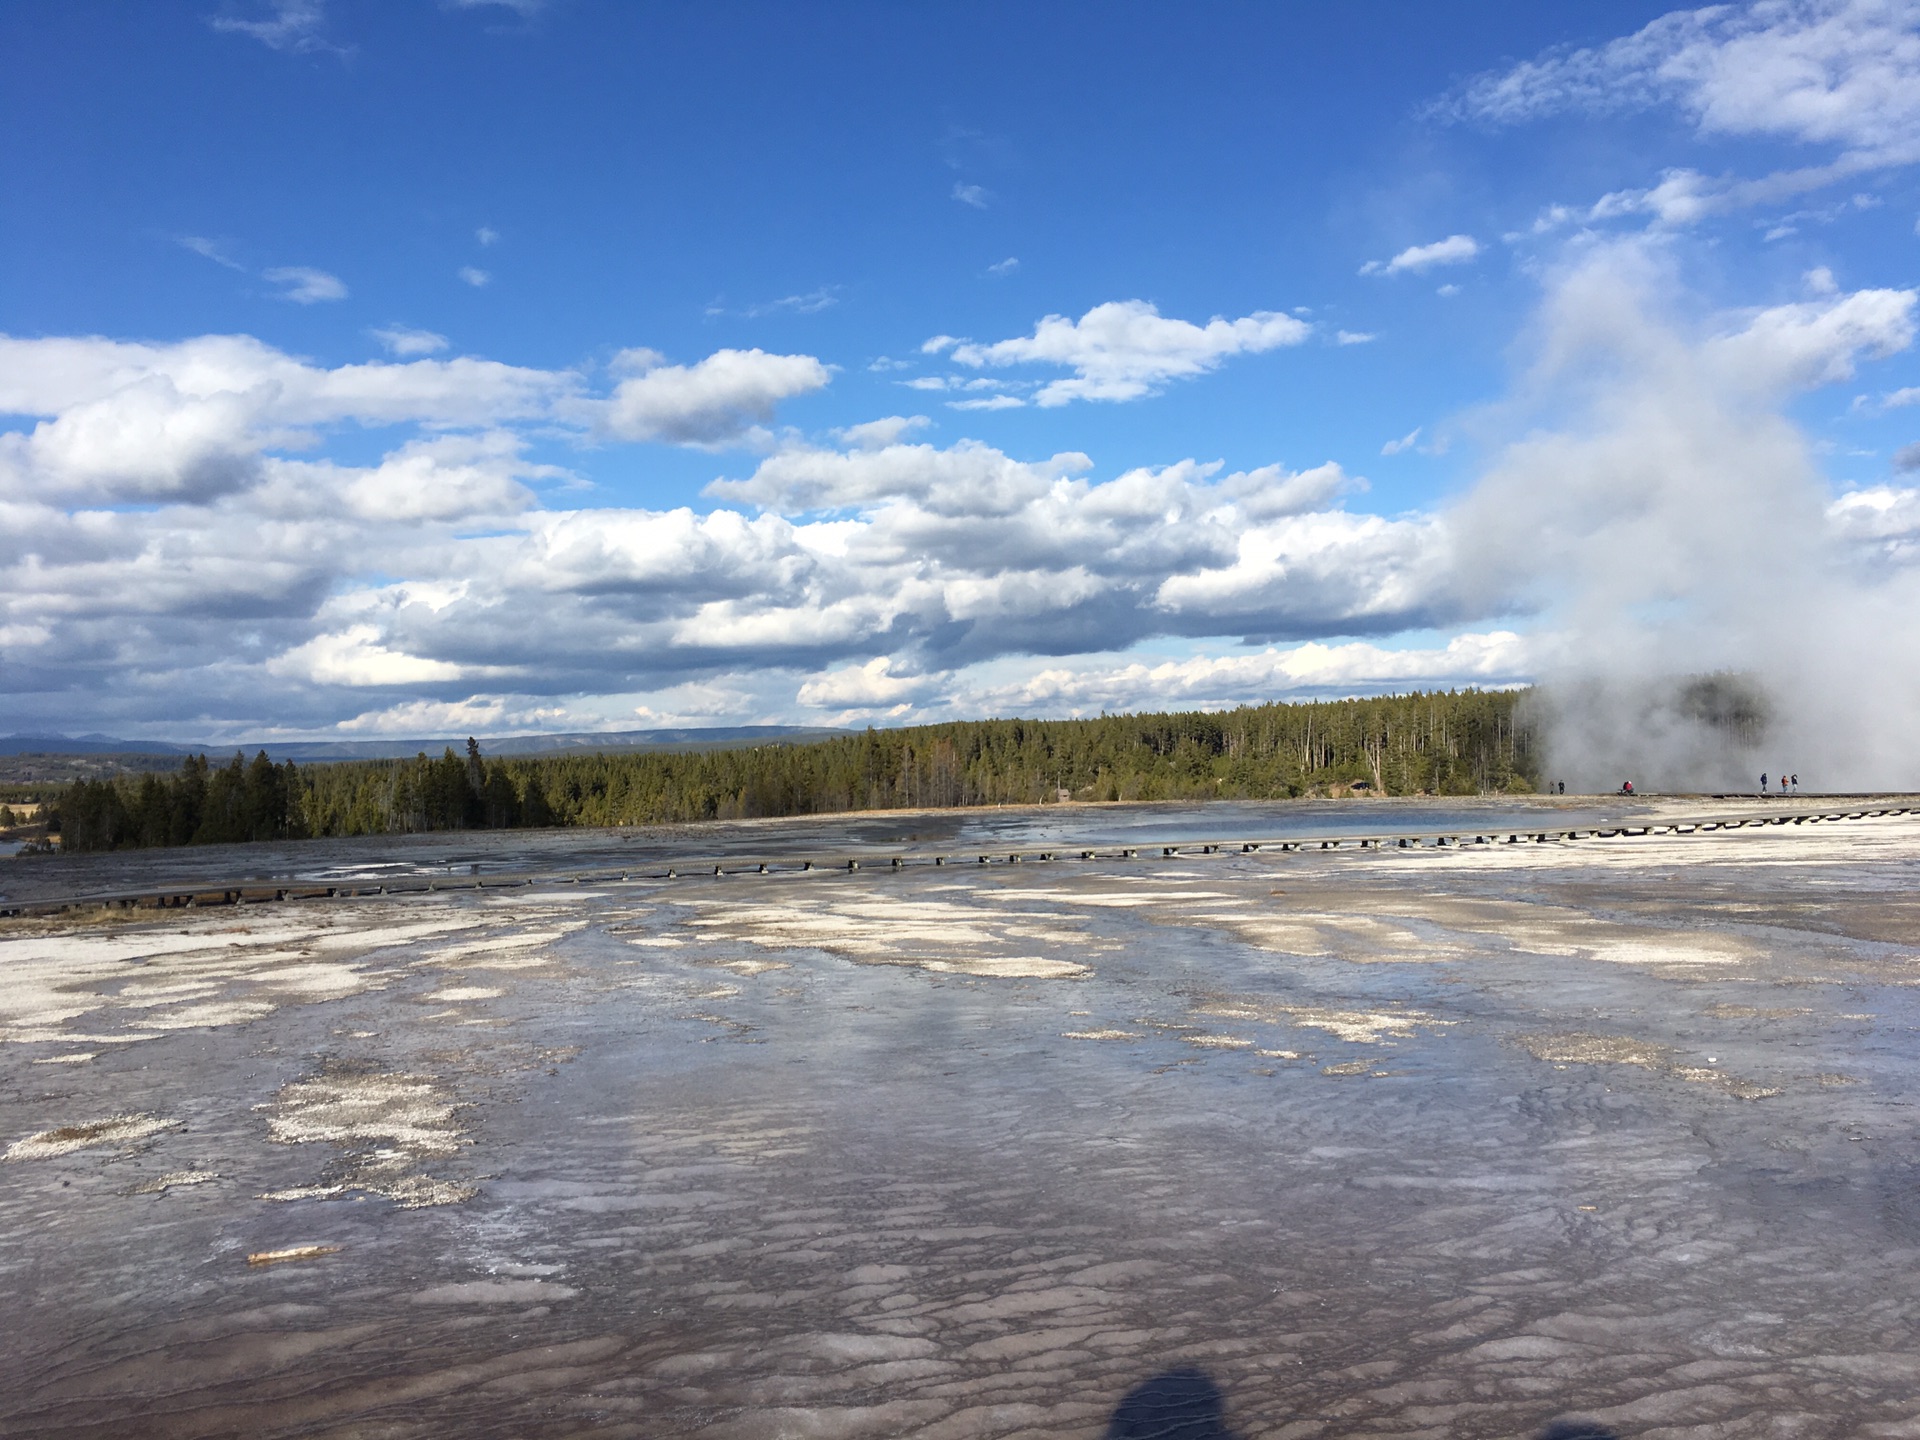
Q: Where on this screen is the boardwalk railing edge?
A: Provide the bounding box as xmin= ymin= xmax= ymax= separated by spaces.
xmin=2 ymin=805 xmax=1912 ymax=920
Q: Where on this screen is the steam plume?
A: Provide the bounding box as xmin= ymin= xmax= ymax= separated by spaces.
xmin=1447 ymin=239 xmax=1920 ymax=792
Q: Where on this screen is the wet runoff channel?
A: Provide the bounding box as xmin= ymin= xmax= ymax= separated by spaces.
xmin=2 ymin=800 xmax=1918 ymax=1437
xmin=0 ymin=796 xmax=1873 ymax=911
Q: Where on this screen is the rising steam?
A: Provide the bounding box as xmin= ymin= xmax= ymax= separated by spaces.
xmin=1447 ymin=239 xmax=1920 ymax=792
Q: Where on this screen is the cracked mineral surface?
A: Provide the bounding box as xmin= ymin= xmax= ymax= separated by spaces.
xmin=2 ymin=798 xmax=1917 ymax=1437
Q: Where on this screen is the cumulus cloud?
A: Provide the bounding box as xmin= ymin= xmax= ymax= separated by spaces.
xmin=1830 ymin=480 xmax=1920 ymax=535
xmin=0 ymin=333 xmax=570 ymax=435
xmin=1706 ymin=282 xmax=1914 ymax=387
xmin=371 ymin=326 xmax=450 ymax=357
xmin=598 ymin=348 xmax=832 ymax=446
xmin=833 ymin=415 xmax=930 ymax=450
xmin=798 ymin=657 xmax=941 ymax=711
xmin=940 ymin=300 xmax=1312 ymax=406
xmin=1360 ymin=235 xmax=1481 ymax=276
xmin=20 ymin=248 xmax=1912 ymax=746
xmin=707 ymin=435 xmax=1093 ymax=514
xmin=324 ymin=430 xmax=560 ymax=522
xmin=264 ymin=266 xmax=348 ymax=303
xmin=0 ymin=329 xmax=1443 ymax=737
xmin=338 ymin=695 xmax=526 ymax=735
xmin=0 ymin=332 xmax=829 ymax=514
xmin=1381 ymin=427 xmax=1421 ymax=456
xmin=965 ymin=632 xmax=1533 ymax=716
xmin=952 ymin=183 xmax=991 ymax=208
xmin=459 ymin=266 xmax=492 ymax=288
xmin=987 ymin=257 xmax=1020 ymax=276
xmin=267 ymin=625 xmax=474 ymax=687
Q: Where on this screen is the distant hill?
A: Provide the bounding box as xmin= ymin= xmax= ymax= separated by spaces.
xmin=0 ymin=735 xmax=190 ymax=757
xmin=0 ymin=726 xmax=853 ymax=763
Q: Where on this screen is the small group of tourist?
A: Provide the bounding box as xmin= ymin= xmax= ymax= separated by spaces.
xmin=1761 ymin=772 xmax=1800 ymax=795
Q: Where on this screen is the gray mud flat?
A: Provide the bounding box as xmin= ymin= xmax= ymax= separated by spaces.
xmin=3 ymin=803 xmax=1918 ymax=1438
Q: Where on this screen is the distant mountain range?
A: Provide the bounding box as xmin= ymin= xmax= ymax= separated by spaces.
xmin=0 ymin=726 xmax=855 ymax=763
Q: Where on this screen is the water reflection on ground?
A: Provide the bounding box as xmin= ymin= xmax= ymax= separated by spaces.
xmin=2 ymin=805 xmax=1917 ymax=1436
xmin=2 ymin=796 xmax=1673 ymax=901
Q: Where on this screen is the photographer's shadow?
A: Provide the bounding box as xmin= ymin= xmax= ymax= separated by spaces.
xmin=1102 ymin=1368 xmax=1621 ymax=1440
xmin=1104 ymin=1368 xmax=1237 ymax=1439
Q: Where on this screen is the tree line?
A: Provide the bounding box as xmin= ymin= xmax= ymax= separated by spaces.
xmin=48 ymin=689 xmax=1537 ymax=853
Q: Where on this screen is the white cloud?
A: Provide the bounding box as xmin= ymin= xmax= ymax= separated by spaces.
xmin=0 ymin=331 xmax=831 ymax=515
xmin=706 ymin=435 xmax=1092 ymax=514
xmin=965 ymin=632 xmax=1533 ymax=716
xmin=459 ymin=266 xmax=492 ymax=288
xmin=178 ymin=235 xmax=243 ymax=270
xmin=1381 ymin=427 xmax=1422 ymax=456
xmin=267 ymin=625 xmax=473 ymax=687
xmin=1450 ymin=0 xmax=1920 ymax=150
xmin=1361 ymin=234 xmax=1481 ymax=276
xmin=338 ymin=696 xmax=503 ymax=733
xmin=371 ymin=326 xmax=450 ymax=357
xmin=950 ymin=394 xmax=1025 ymax=411
xmin=798 ymin=657 xmax=939 ymax=710
xmin=1878 ymin=385 xmax=1920 ymax=407
xmin=598 ymin=348 xmax=832 ymax=446
xmin=264 ymin=266 xmax=348 ymax=303
xmin=1437 ymin=284 xmax=1462 ymax=297
xmin=447 ymin=0 xmax=548 ymax=16
xmin=327 ymin=430 xmax=559 ymax=522
xmin=834 ymin=415 xmax=930 ymax=449
xmin=1706 ymin=284 xmax=1915 ymax=388
xmin=952 ymin=183 xmax=991 ymax=208
xmin=208 ymin=0 xmax=341 ymax=54
xmin=1831 ymin=480 xmax=1920 ymax=524
xmin=941 ymin=300 xmax=1312 ymax=406
xmin=706 ymin=287 xmax=839 ymax=319
xmin=1453 ymin=2 xmax=1920 ymax=225
xmin=1336 ymin=330 xmax=1376 ymax=346
xmin=1155 ymin=510 xmax=1448 ymax=634
xmin=476 ymin=225 xmax=499 ymax=246
xmin=987 ymin=257 xmax=1020 ymax=276
xmin=12 ymin=222 xmax=1920 ymax=749
xmin=2 ymin=388 xmax=1421 ymax=736
xmin=1828 ymin=483 xmax=1920 ymax=563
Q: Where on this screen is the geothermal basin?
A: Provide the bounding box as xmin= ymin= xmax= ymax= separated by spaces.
xmin=2 ymin=797 xmax=1918 ymax=1438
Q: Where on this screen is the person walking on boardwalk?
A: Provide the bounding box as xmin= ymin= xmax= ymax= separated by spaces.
xmin=1760 ymin=772 xmax=1768 ymax=795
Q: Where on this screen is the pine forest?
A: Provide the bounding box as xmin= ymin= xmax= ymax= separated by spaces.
xmin=49 ymin=688 xmax=1536 ymax=853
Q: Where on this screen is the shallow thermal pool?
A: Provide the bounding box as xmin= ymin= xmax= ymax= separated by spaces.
xmin=2 ymin=802 xmax=1918 ymax=1437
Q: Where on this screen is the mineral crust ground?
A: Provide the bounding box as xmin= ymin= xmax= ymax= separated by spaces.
xmin=2 ymin=798 xmax=1917 ymax=1438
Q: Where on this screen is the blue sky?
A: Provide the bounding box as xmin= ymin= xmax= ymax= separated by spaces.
xmin=4 ymin=0 xmax=1920 ymax=741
